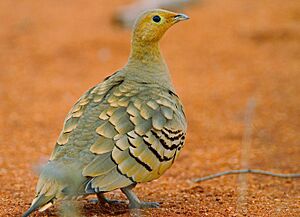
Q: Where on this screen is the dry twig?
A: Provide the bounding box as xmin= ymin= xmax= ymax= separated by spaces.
xmin=194 ymin=98 xmax=300 ymax=183
xmin=192 ymin=97 xmax=300 ymax=215
xmin=193 ymin=169 xmax=300 ymax=182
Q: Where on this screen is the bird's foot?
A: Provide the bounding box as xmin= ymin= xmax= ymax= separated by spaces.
xmin=102 ymin=198 xmax=127 ymax=205
xmin=129 ymin=201 xmax=160 ymax=209
xmin=90 ymin=198 xmax=126 ymax=205
xmin=90 ymin=193 xmax=126 ymax=206
xmin=121 ymin=184 xmax=160 ymax=209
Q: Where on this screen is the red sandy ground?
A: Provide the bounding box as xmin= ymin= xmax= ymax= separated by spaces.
xmin=0 ymin=0 xmax=299 ymax=216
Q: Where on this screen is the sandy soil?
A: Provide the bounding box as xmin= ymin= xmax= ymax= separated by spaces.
xmin=0 ymin=0 xmax=299 ymax=216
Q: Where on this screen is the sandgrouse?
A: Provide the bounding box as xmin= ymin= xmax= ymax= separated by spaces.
xmin=23 ymin=9 xmax=188 ymax=217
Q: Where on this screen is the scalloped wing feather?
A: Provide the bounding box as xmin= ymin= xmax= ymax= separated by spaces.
xmin=83 ymin=81 xmax=187 ymax=192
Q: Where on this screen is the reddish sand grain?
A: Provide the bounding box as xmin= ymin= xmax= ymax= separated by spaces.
xmin=0 ymin=0 xmax=299 ymax=216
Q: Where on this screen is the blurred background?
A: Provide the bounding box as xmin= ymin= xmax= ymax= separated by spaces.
xmin=0 ymin=0 xmax=299 ymax=216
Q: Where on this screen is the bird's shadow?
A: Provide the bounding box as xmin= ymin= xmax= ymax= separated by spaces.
xmin=82 ymin=202 xmax=128 ymax=216
xmin=38 ymin=201 xmax=129 ymax=217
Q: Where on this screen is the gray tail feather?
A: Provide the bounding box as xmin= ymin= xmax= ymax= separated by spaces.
xmin=22 ymin=194 xmax=53 ymax=217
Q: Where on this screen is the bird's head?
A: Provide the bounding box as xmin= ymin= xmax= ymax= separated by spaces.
xmin=132 ymin=9 xmax=189 ymax=43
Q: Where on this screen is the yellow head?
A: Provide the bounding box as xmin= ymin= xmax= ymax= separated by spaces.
xmin=132 ymin=9 xmax=189 ymax=43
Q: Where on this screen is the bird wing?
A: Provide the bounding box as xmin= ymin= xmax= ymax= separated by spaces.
xmin=82 ymin=80 xmax=187 ymax=193
xmin=49 ymin=71 xmax=125 ymax=160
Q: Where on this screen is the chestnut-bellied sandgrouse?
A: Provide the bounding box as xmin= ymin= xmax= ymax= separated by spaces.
xmin=23 ymin=9 xmax=188 ymax=217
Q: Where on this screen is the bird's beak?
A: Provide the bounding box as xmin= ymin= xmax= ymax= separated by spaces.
xmin=174 ymin=13 xmax=190 ymax=22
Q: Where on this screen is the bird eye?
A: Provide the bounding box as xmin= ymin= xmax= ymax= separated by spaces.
xmin=152 ymin=15 xmax=161 ymax=23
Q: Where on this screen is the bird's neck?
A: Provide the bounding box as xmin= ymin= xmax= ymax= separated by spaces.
xmin=128 ymin=40 xmax=164 ymax=65
xmin=124 ymin=40 xmax=174 ymax=89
